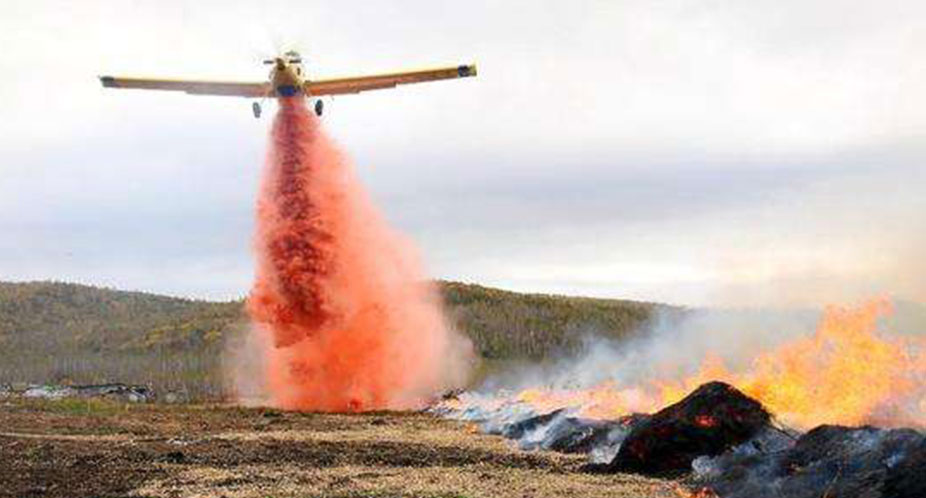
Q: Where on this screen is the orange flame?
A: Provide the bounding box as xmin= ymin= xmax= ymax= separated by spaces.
xmin=501 ymin=299 xmax=926 ymax=428
xmin=671 ymin=485 xmax=718 ymax=498
xmin=694 ymin=415 xmax=718 ymax=428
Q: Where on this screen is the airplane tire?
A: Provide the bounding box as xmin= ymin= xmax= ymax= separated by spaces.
xmin=315 ymin=99 xmax=324 ymax=116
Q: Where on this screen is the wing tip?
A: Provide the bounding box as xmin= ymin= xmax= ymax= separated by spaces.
xmin=458 ymin=64 xmax=477 ymax=78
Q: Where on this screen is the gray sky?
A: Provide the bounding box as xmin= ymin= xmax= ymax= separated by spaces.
xmin=1 ymin=0 xmax=924 ymax=306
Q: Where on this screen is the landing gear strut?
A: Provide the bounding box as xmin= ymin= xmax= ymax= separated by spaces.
xmin=314 ymin=99 xmax=324 ymax=116
xmin=252 ymin=102 xmax=262 ymax=119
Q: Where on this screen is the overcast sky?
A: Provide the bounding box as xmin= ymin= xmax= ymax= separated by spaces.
xmin=1 ymin=0 xmax=924 ymax=306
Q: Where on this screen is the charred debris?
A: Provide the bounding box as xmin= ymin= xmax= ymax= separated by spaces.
xmin=440 ymin=381 xmax=926 ymax=497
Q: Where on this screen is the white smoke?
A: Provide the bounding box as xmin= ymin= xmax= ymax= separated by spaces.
xmin=472 ymin=307 xmax=821 ymax=395
xmin=223 ymin=324 xmax=271 ymax=406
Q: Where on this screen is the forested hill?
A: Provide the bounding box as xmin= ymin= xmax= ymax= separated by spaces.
xmin=0 ymin=281 xmax=242 ymax=353
xmin=441 ymin=282 xmax=665 ymax=358
xmin=0 ymin=280 xmax=668 ymax=361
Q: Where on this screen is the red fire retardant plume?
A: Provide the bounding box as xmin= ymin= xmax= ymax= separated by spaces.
xmin=247 ymin=98 xmax=471 ymax=411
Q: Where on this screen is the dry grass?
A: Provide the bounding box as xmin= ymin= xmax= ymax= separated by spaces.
xmin=0 ymin=399 xmax=678 ymax=498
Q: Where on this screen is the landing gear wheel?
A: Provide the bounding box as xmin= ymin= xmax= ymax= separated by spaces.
xmin=252 ymin=102 xmax=262 ymax=119
xmin=314 ymin=99 xmax=324 ymax=116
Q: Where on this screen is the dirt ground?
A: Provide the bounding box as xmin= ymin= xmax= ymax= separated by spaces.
xmin=0 ymin=398 xmax=679 ymax=498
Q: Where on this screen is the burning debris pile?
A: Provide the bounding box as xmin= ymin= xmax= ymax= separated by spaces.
xmin=436 ymin=300 xmax=926 ymax=496
xmin=607 ymin=382 xmax=770 ymax=475
xmin=440 ymin=381 xmax=775 ymax=474
xmin=440 ymin=381 xmax=926 ymax=497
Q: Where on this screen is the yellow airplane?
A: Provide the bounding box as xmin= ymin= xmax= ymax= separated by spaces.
xmin=99 ymin=50 xmax=477 ymax=118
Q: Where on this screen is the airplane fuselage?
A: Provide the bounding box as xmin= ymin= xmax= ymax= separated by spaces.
xmin=270 ymin=59 xmax=305 ymax=97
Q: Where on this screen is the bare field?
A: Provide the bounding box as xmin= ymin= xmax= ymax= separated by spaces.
xmin=0 ymin=399 xmax=677 ymax=498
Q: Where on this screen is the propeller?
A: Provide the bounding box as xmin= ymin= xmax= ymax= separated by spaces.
xmin=262 ymin=54 xmax=302 ymax=65
xmin=258 ymin=46 xmax=304 ymax=66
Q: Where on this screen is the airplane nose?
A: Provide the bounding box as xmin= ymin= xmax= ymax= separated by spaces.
xmin=275 ymin=59 xmax=286 ymax=70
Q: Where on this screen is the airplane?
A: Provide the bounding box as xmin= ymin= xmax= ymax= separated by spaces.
xmin=99 ymin=50 xmax=477 ymax=118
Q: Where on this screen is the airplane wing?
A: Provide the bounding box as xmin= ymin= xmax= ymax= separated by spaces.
xmin=305 ymin=64 xmax=477 ymax=96
xmin=99 ymin=76 xmax=270 ymax=97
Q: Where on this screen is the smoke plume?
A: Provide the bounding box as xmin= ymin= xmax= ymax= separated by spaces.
xmin=245 ymin=98 xmax=473 ymax=411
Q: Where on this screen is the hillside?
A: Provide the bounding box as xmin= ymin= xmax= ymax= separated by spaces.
xmin=0 ymin=280 xmax=669 ymax=398
xmin=441 ymin=282 xmax=661 ymax=358
xmin=0 ymin=281 xmax=242 ymax=352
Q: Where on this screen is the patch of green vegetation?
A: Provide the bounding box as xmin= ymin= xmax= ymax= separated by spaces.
xmin=23 ymin=397 xmax=128 ymax=417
